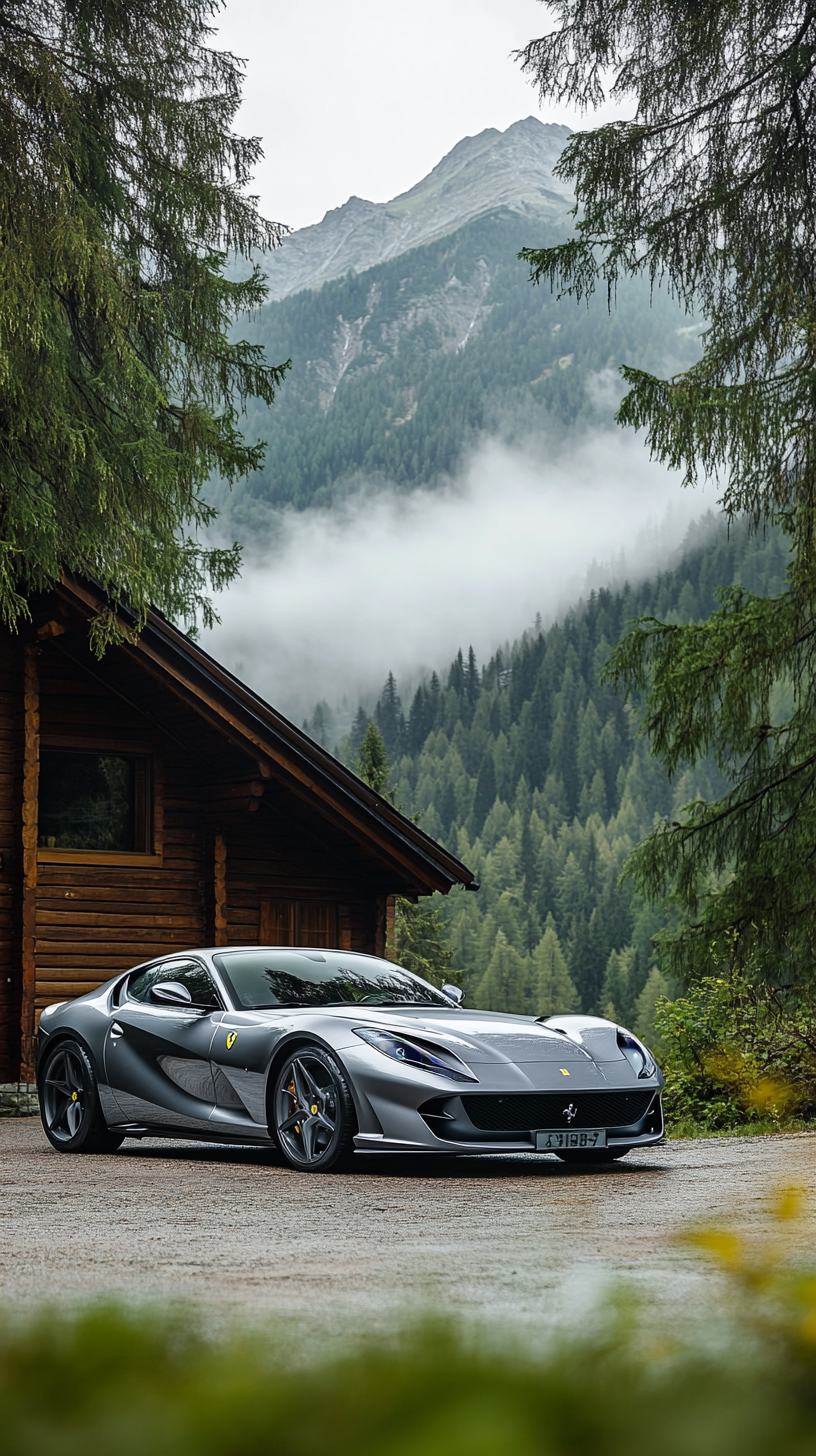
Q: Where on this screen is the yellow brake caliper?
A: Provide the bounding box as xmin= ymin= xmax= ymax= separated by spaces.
xmin=288 ymin=1078 xmax=301 ymax=1135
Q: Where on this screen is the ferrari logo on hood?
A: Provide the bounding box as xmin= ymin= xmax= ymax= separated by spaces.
xmin=559 ymin=1068 xmax=570 ymax=1076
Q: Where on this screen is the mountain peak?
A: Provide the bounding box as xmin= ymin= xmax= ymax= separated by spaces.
xmin=262 ymin=117 xmax=573 ymax=302
xmin=323 ymin=194 xmax=378 ymax=219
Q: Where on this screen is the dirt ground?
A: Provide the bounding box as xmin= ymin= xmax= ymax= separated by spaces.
xmin=2 ymin=1121 xmax=815 ymax=1346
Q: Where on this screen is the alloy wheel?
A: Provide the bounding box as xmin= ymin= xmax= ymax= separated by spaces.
xmin=42 ymin=1045 xmax=88 ymax=1143
xmin=275 ymin=1053 xmax=340 ymax=1166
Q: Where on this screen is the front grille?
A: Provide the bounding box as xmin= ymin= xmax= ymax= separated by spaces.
xmin=461 ymin=1090 xmax=655 ymax=1133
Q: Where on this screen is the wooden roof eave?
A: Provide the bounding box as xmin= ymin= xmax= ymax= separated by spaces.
xmin=55 ymin=576 xmax=474 ymax=897
xmin=132 ymin=629 xmax=463 ymax=894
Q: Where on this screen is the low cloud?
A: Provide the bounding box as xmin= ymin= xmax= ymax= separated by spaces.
xmin=206 ymin=431 xmax=714 ymax=728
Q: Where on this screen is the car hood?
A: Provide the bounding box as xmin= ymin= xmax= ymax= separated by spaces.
xmin=295 ymin=1005 xmax=625 ymax=1068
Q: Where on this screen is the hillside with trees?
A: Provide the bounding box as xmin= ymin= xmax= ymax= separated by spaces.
xmin=307 ymin=516 xmax=788 ymax=1035
xmin=215 ymin=131 xmax=701 ymax=531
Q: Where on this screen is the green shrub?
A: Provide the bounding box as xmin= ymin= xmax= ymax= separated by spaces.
xmin=655 ymin=963 xmax=816 ymax=1134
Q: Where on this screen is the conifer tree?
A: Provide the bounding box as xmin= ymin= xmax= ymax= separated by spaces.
xmin=350 ymin=707 xmax=370 ymax=756
xmin=393 ymin=899 xmax=455 ymax=988
xmin=357 ymin=722 xmax=389 ymax=795
xmin=472 ymin=750 xmax=497 ymax=836
xmin=307 ymin=701 xmax=334 ymax=749
xmin=408 ymin=685 xmax=432 ymax=755
xmin=0 ymin=0 xmax=287 ymax=643
xmin=533 ymin=916 xmax=579 ymax=1016
xmin=449 ymin=650 xmax=466 ymax=695
xmin=634 ymin=968 xmax=672 ymax=1050
xmin=475 ymin=931 xmax=531 ymax=1014
xmin=555 ymin=852 xmax=586 ymax=931
xmin=437 ymin=778 xmax=459 ymax=837
xmin=473 ymin=912 xmax=499 ymax=987
xmin=375 ymin=672 xmax=404 ymax=758
xmin=600 ymin=945 xmax=636 ymax=1025
xmin=465 ymin=646 xmax=480 ymax=708
xmin=519 ymin=797 xmax=537 ymax=900
xmin=518 ymin=1 xmax=816 ymax=982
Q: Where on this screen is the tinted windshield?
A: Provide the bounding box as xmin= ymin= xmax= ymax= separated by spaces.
xmin=213 ymin=949 xmax=452 ymax=1010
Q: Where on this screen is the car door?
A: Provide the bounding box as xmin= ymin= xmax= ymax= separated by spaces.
xmin=103 ymin=958 xmax=222 ymax=1131
xmin=209 ymin=1010 xmax=284 ymax=1134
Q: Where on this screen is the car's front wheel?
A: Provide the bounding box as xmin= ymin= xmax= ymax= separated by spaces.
xmin=38 ymin=1038 xmax=124 ymax=1154
xmin=272 ymin=1044 xmax=356 ymax=1172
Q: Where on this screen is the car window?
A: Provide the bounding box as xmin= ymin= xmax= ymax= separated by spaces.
xmin=213 ymin=949 xmax=452 ymax=1009
xmin=127 ymin=959 xmax=221 ymax=1008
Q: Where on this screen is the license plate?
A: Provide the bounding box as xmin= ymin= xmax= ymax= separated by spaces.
xmin=535 ymin=1128 xmax=607 ymax=1150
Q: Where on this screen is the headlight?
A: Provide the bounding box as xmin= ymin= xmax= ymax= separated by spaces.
xmin=617 ymin=1031 xmax=656 ymax=1078
xmin=353 ymin=1028 xmax=478 ymax=1083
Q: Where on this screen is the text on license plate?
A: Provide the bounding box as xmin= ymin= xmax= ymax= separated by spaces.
xmin=535 ymin=1129 xmax=607 ymax=1150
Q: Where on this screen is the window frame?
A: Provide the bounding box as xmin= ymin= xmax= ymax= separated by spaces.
xmin=37 ymin=737 xmax=161 ymax=865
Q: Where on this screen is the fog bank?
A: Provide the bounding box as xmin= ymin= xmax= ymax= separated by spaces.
xmin=206 ymin=432 xmax=714 ymax=727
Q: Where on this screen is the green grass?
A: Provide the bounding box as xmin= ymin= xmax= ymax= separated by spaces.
xmin=665 ymin=1115 xmax=816 ymax=1140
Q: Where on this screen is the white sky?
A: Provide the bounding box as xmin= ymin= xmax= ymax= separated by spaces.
xmin=214 ymin=0 xmax=629 ymax=231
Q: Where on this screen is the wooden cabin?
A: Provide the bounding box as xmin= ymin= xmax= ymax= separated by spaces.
xmin=0 ymin=574 xmax=474 ymax=1083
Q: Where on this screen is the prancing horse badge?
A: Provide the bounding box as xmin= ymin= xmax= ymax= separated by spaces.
xmin=226 ymin=1031 xmax=238 ymax=1050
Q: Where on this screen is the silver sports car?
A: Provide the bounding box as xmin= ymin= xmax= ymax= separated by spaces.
xmin=37 ymin=947 xmax=664 ymax=1171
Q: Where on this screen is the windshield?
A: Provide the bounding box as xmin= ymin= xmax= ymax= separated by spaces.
xmin=213 ymin=949 xmax=453 ymax=1010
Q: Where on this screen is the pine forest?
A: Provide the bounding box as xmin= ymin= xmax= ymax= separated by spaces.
xmin=304 ymin=517 xmax=789 ymax=1042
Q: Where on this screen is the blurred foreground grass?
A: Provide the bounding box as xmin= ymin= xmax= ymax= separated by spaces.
xmin=2 ymin=1189 xmax=816 ymax=1456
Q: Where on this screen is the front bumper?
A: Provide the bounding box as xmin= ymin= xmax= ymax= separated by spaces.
xmin=351 ymin=1086 xmax=664 ymax=1154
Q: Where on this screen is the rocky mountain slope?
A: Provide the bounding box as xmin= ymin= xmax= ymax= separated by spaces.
xmin=259 ymin=118 xmax=573 ymax=301
xmin=217 ymin=119 xmax=701 ymax=528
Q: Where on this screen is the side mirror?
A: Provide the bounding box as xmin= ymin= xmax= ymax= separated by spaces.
xmin=149 ymin=981 xmax=193 ymax=1007
xmin=442 ymin=984 xmax=464 ymax=1005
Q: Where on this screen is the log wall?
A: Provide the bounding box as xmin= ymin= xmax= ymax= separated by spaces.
xmin=0 ymin=630 xmax=383 ymax=1077
xmin=223 ymin=807 xmax=377 ymax=955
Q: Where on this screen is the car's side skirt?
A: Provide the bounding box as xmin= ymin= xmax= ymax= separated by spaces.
xmin=108 ymin=1124 xmax=275 ymax=1146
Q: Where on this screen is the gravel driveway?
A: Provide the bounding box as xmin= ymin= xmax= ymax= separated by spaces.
xmin=2 ymin=1121 xmax=815 ymax=1346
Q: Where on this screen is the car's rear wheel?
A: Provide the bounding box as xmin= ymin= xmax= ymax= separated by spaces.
xmin=555 ymin=1146 xmax=630 ymax=1164
xmin=272 ymin=1044 xmax=356 ymax=1172
xmin=38 ymin=1038 xmax=124 ymax=1154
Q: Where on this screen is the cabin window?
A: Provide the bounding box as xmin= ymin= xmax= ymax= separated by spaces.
xmin=260 ymin=900 xmax=336 ymax=949
xmin=38 ymin=750 xmax=151 ymax=853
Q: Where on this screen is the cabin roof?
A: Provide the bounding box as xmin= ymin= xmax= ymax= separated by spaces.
xmin=53 ymin=574 xmax=475 ymax=898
